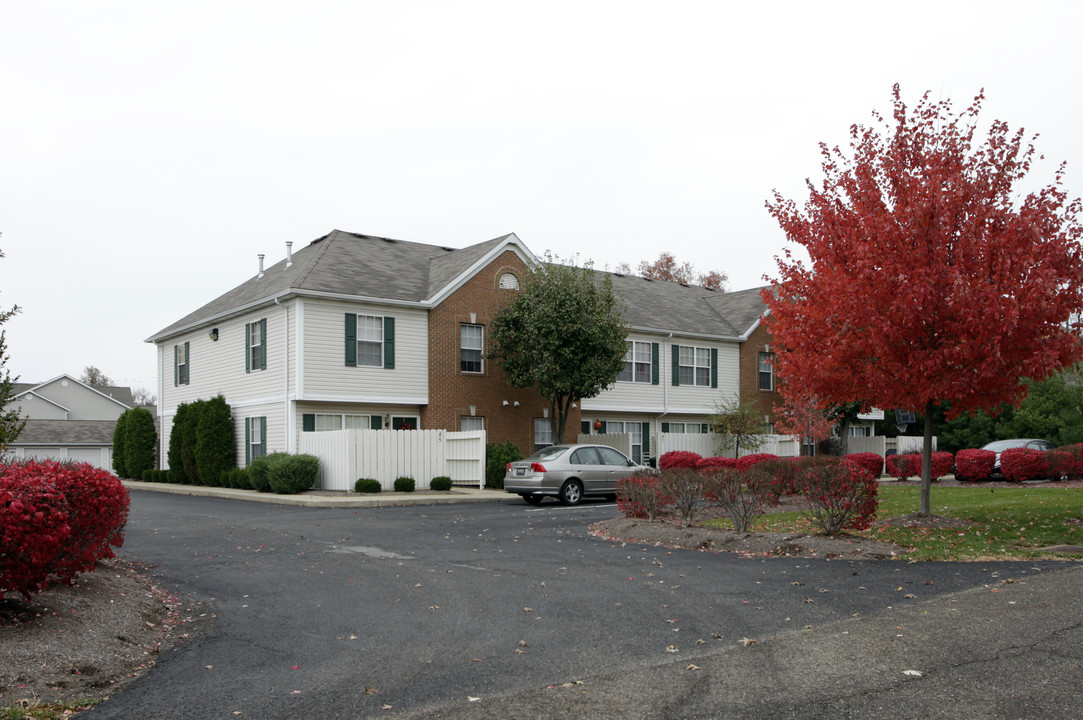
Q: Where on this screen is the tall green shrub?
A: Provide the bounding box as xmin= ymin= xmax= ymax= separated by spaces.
xmin=195 ymin=394 xmax=234 ymax=487
xmin=167 ymin=402 xmax=191 ymax=483
xmin=112 ymin=411 xmax=130 ymax=478
xmin=486 ymin=441 xmax=523 ymax=489
xmin=123 ymin=406 xmax=158 ymax=479
xmin=179 ymin=399 xmax=205 ymax=484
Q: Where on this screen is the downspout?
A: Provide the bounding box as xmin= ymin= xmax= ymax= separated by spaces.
xmin=274 ymin=297 xmax=290 ymax=452
xmin=655 ymin=333 xmax=673 ymax=459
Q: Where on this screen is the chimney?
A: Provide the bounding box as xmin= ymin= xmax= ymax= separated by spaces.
xmin=257 ymin=253 xmax=265 ymax=279
xmin=286 ymin=241 xmax=293 ymax=268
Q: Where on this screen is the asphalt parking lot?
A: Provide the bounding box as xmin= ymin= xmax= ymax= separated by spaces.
xmin=85 ymin=490 xmax=1083 ymax=719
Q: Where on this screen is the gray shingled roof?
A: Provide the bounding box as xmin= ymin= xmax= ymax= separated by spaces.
xmin=148 ymin=230 xmax=516 ymax=341
xmin=703 ymin=285 xmax=772 ymax=336
xmin=12 ymin=419 xmax=117 ymax=445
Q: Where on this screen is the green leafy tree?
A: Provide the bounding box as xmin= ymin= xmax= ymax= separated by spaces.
xmin=490 ymin=258 xmax=628 ymax=443
xmin=112 ymin=411 xmax=130 ymax=478
xmin=195 ymin=394 xmax=234 ymax=486
xmin=709 ymin=397 xmax=768 ymax=458
xmin=168 ymin=402 xmax=192 ymax=483
xmin=0 ymin=248 xmax=25 ymax=451
xmin=123 ymin=406 xmax=158 ymax=478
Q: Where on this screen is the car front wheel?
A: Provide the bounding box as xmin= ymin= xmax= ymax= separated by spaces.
xmin=559 ymin=480 xmax=583 ymax=506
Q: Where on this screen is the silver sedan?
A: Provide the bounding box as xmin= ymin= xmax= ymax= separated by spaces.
xmin=504 ymin=444 xmax=645 ymax=505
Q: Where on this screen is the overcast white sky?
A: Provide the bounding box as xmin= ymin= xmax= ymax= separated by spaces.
xmin=2 ymin=1 xmax=1080 ymax=397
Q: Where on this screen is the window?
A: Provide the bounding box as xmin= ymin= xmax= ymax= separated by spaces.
xmin=848 ymin=425 xmax=872 ymax=438
xmin=581 ymin=420 xmax=592 ymax=435
xmin=461 ymin=324 xmax=483 ymax=373
xmin=679 ymin=346 xmax=711 ymax=387
xmin=534 ymin=418 xmax=553 ymax=451
xmin=174 ymin=342 xmax=189 ymax=386
xmin=344 ymin=414 xmax=372 ymax=430
xmin=246 ymin=319 xmax=267 ymax=372
xmin=605 ymin=420 xmax=644 ymax=463
xmin=663 ymin=422 xmax=705 ymax=434
xmin=392 ymin=416 xmax=418 ymax=430
xmin=617 ymin=341 xmax=653 ymax=383
xmin=499 ymin=273 xmax=520 ymax=290
xmin=461 ymin=416 xmax=484 ymax=432
xmin=759 ymin=352 xmax=774 ymax=391
xmin=315 ymin=414 xmax=343 ymax=431
xmin=302 ymin=413 xmax=381 ymax=431
xmin=345 ymin=314 xmax=395 ymax=369
xmin=358 ymin=315 xmax=384 ymax=367
xmin=245 ymin=416 xmax=266 ymax=464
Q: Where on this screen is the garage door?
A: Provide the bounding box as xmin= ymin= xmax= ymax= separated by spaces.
xmin=68 ymin=448 xmax=107 ymax=468
xmin=21 ymin=447 xmax=65 ymax=461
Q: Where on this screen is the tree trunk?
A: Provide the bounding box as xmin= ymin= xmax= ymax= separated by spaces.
xmin=838 ymin=416 xmax=851 ymax=456
xmin=919 ymin=399 xmax=934 ymax=517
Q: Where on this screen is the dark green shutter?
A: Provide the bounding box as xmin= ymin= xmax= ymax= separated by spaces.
xmin=370 ymin=415 xmax=383 ymax=430
xmin=174 ymin=345 xmax=179 ymax=386
xmin=302 ymin=414 xmax=315 ymax=432
xmin=383 ymin=317 xmax=395 ymax=369
xmin=245 ymin=418 xmax=251 ymax=465
xmin=651 ymin=343 xmax=659 ymax=385
xmin=599 ymin=421 xmax=607 ymax=434
xmin=641 ymin=422 xmax=650 ymax=458
xmin=672 ymin=344 xmax=680 ymax=386
xmin=183 ymin=342 xmax=189 ymax=384
xmin=710 ymin=348 xmax=718 ymax=388
xmin=345 ymin=314 xmax=357 ymax=366
xmin=245 ymin=322 xmax=252 ymax=373
xmin=260 ymin=319 xmax=267 ymax=370
xmin=701 ymin=423 xmax=709 ymax=433
xmin=661 ymin=422 xmax=670 ymax=432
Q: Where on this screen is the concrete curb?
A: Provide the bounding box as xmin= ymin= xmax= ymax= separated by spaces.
xmin=120 ymin=480 xmax=512 ymax=508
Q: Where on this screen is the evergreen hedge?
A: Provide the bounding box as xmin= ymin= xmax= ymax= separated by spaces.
xmin=195 ymin=395 xmax=234 ymax=487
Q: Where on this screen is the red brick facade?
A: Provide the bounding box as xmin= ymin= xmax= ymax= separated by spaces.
xmin=739 ymin=321 xmax=783 ymax=431
xmin=422 ymin=250 xmax=580 ymax=455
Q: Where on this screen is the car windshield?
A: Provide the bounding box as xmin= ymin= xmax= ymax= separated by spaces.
xmin=525 ymin=445 xmax=572 ymax=462
xmin=982 ymin=440 xmax=1030 ymax=452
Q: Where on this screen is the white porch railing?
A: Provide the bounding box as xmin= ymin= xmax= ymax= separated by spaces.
xmin=296 ymin=429 xmax=486 ymax=491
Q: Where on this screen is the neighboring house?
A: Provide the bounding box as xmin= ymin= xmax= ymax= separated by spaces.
xmin=4 ymin=375 xmax=133 ymax=468
xmin=146 ymin=230 xmax=781 ymax=468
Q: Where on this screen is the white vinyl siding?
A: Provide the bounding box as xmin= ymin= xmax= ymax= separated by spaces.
xmin=302 ymin=299 xmax=428 ymax=401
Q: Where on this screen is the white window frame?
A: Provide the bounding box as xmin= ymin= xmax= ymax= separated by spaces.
xmin=357 ymin=314 xmax=384 ymax=368
xmin=759 ymin=352 xmax=774 ymax=391
xmin=617 ymin=341 xmax=652 ymax=383
xmin=605 ymin=420 xmax=643 ymax=463
xmin=679 ymin=346 xmax=711 ymax=387
xmin=246 ymin=416 xmax=266 ymax=463
xmin=460 ymin=416 xmax=485 ymax=432
xmin=534 ymin=418 xmax=553 ymax=451
xmin=248 ymin=322 xmax=263 ymax=371
xmin=461 ymin=324 xmax=484 ymax=373
xmin=175 ymin=343 xmax=189 ymax=385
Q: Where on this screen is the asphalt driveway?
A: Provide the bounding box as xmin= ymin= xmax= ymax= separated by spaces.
xmin=84 ymin=491 xmax=1082 ymax=719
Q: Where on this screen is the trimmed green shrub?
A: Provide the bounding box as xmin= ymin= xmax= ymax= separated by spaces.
xmin=429 ymin=476 xmax=453 ymax=491
xmin=112 ymin=411 xmax=130 ymax=478
xmin=248 ymin=452 xmax=287 ymax=493
xmin=141 ymin=469 xmax=171 ymax=483
xmin=394 ymin=476 xmax=415 ymax=492
xmin=355 ymin=478 xmax=381 ymax=493
xmin=196 ymin=395 xmax=234 ymax=487
xmin=167 ymin=402 xmax=192 ymax=484
xmin=220 ymin=468 xmax=251 ymax=489
xmin=486 ymin=441 xmax=523 ymax=489
xmin=268 ymin=453 xmax=320 ymax=494
xmin=123 ymin=406 xmax=158 ymax=479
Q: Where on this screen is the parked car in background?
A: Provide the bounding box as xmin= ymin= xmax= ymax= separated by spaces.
xmin=504 ymin=444 xmax=646 ymax=505
xmin=982 ymin=438 xmax=1055 ymax=476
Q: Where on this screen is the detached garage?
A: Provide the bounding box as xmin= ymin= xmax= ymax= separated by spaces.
xmin=7 ymin=419 xmax=117 ymax=469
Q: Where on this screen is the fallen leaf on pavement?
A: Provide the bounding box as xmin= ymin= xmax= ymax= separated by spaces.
xmin=738 ymin=637 xmax=756 ymax=647
xmin=686 ymin=664 xmax=700 ymax=671
xmin=903 ymin=670 xmax=923 ymax=677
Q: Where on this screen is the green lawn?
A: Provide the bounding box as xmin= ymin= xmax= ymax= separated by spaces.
xmin=703 ymin=485 xmax=1083 ymax=560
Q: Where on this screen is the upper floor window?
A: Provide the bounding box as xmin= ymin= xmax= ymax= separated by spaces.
xmin=759 ymin=352 xmax=774 ymax=391
xmin=679 ymin=346 xmax=711 ymax=387
xmin=174 ymin=342 xmax=190 ymax=386
xmin=345 ymin=314 xmax=395 ymax=369
xmin=617 ymin=341 xmax=653 ymax=383
xmin=534 ymin=418 xmax=553 ymax=451
xmin=461 ymin=416 xmax=484 ymax=432
xmin=461 ymin=324 xmax=483 ymax=373
xmin=246 ymin=319 xmax=267 ymax=372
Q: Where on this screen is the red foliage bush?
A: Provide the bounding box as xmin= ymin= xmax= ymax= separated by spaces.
xmin=616 ymin=470 xmax=671 ymax=521
xmin=999 ymin=448 xmax=1047 ymax=482
xmin=885 ymin=453 xmax=920 ymax=480
xmin=930 ymin=451 xmax=955 ymax=480
xmin=1044 ymin=450 xmax=1075 ymax=481
xmin=0 ymin=460 xmax=129 ymax=600
xmin=796 ymin=457 xmax=878 ymax=534
xmin=697 ymin=456 xmax=737 ymax=471
xmin=736 ymin=453 xmax=779 ymax=472
xmin=658 ymin=451 xmax=702 ymax=470
xmin=954 ymin=449 xmax=995 ymax=482
xmin=1 ymin=470 xmax=71 ymax=600
xmin=844 ymin=453 xmax=883 ymax=479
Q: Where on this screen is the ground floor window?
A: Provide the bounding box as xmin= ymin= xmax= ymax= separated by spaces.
xmin=302 ymin=413 xmax=382 ymax=431
xmin=604 ymin=421 xmax=643 ymax=463
xmin=848 ymin=425 xmax=872 ymax=438
xmin=392 ymin=416 xmax=418 ymax=430
xmin=246 ymin=416 xmax=266 ymax=464
xmin=461 ymin=416 xmax=484 ymax=432
xmin=663 ymin=422 xmax=705 ymax=433
xmin=534 ymin=418 xmax=553 ymax=451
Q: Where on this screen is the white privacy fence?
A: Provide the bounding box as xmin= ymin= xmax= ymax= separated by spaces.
xmin=296 ymin=429 xmax=486 ymax=491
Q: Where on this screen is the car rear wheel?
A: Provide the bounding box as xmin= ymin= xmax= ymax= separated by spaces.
xmin=522 ymin=494 xmax=543 ymax=505
xmin=559 ymin=480 xmax=583 ymax=506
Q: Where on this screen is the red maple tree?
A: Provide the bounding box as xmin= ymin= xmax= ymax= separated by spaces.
xmin=772 ymin=388 xmax=837 ymax=450
xmin=763 ymin=85 xmax=1083 ymax=516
